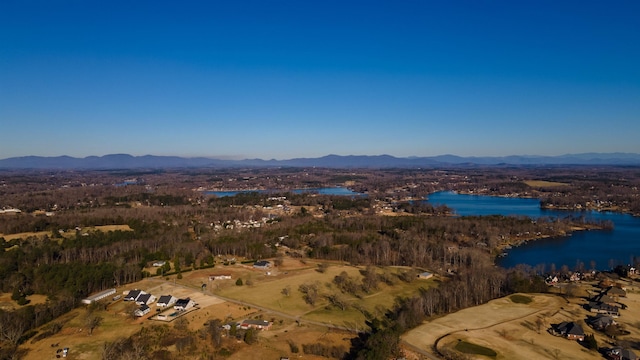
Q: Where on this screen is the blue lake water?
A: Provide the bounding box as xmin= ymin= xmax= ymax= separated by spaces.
xmin=426 ymin=191 xmax=640 ymax=270
xmin=204 ymin=187 xmax=363 ymax=197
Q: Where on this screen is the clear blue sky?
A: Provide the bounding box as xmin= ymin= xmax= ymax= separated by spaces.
xmin=1 ymin=0 xmax=639 ymax=159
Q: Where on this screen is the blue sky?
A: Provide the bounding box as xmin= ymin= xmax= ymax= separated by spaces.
xmin=1 ymin=1 xmax=639 ymax=159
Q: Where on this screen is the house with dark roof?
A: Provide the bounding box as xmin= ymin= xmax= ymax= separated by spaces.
xmin=253 ymin=260 xmax=271 ymax=269
xmin=134 ymin=304 xmax=151 ymax=317
xmin=589 ymin=301 xmax=620 ymax=317
xmin=157 ymin=295 xmax=177 ymax=308
xmin=554 ymin=321 xmax=585 ymax=341
xmin=174 ymin=298 xmax=195 ymax=311
xmin=593 ymin=293 xmax=617 ymax=305
xmin=124 ymin=289 xmax=146 ymax=302
xmin=606 ymin=286 xmax=627 ymax=298
xmin=135 ymin=293 xmax=156 ymax=305
xmin=607 ymin=346 xmax=638 ymax=360
xmin=587 ymin=314 xmax=616 ymax=331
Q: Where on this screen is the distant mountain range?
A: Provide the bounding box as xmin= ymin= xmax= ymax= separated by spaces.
xmin=1 ymin=153 xmax=640 ymax=169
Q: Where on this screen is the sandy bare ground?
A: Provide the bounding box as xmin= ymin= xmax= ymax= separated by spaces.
xmin=402 ymin=293 xmax=611 ymax=360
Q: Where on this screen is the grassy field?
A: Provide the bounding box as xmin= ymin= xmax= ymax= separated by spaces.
xmin=401 ymin=290 xmax=640 ymax=360
xmin=211 ymin=260 xmax=436 ymax=328
xmin=455 ymin=340 xmax=497 ymax=357
xmin=21 ymin=265 xmax=405 ymax=360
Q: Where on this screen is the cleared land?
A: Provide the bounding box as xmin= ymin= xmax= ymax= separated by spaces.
xmin=524 ymin=180 xmax=569 ymax=188
xmin=0 ymin=224 xmax=132 ymax=241
xmin=21 ymin=260 xmax=435 ymax=360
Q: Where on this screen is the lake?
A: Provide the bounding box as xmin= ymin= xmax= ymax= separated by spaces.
xmin=426 ymin=191 xmax=640 ymax=271
xmin=204 ymin=187 xmax=363 ymax=197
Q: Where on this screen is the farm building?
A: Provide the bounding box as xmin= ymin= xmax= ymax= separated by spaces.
xmin=209 ymin=273 xmax=232 ymax=280
xmin=81 ymin=288 xmax=116 ymax=305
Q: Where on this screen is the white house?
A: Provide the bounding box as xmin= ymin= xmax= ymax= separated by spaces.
xmin=134 ymin=304 xmax=151 ymax=317
xmin=124 ymin=289 xmax=147 ymax=302
xmin=174 ymin=298 xmax=196 ymax=311
xmin=157 ymin=295 xmax=177 ymax=308
xmin=135 ymin=293 xmax=157 ymax=305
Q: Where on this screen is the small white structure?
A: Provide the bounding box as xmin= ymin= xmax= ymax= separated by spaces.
xmin=174 ymin=298 xmax=196 ymax=311
xmin=157 ymin=295 xmax=177 ymax=308
xmin=152 ymin=261 xmax=166 ymax=267
xmin=209 ymin=273 xmax=232 ymax=281
xmin=81 ymin=288 xmax=116 ymax=305
xmin=418 ymin=272 xmax=433 ymax=280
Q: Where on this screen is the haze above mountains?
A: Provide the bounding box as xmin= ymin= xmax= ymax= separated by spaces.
xmin=1 ymin=153 xmax=640 ymax=169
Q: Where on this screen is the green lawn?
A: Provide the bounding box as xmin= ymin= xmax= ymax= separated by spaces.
xmin=455 ymin=340 xmax=497 ymax=357
xmin=509 ymin=294 xmax=533 ymax=304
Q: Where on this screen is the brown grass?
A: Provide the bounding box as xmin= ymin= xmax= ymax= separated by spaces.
xmin=403 ymin=288 xmax=640 ymax=360
xmin=524 ymin=180 xmax=569 ymax=188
